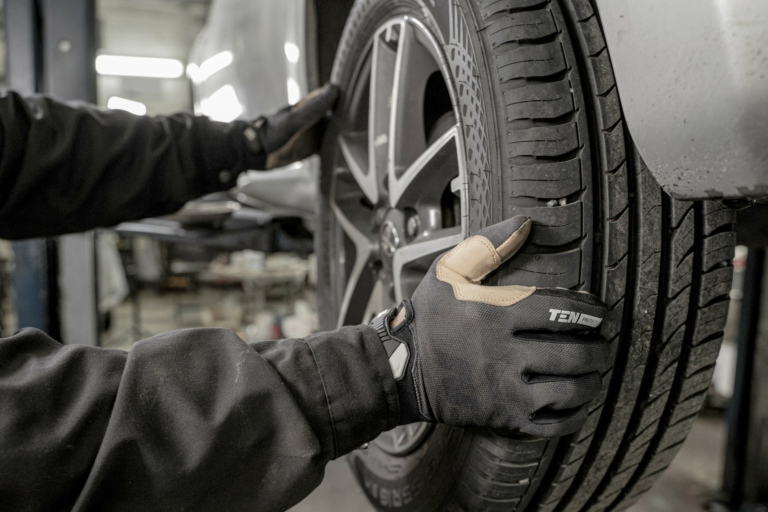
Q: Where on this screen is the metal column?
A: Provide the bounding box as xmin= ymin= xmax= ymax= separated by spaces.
xmin=43 ymin=0 xmax=99 ymax=346
xmin=5 ymin=0 xmax=41 ymax=94
xmin=5 ymin=0 xmax=99 ymax=345
xmin=42 ymin=0 xmax=97 ymax=101
xmin=721 ymin=248 xmax=768 ymax=511
xmin=5 ymin=0 xmax=60 ymax=338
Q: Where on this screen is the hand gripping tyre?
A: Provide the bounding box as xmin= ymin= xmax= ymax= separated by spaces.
xmin=316 ymin=0 xmax=736 ymax=511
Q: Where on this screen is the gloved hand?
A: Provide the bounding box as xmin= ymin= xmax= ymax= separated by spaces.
xmin=252 ymin=83 xmax=338 ymax=170
xmin=374 ymin=216 xmax=614 ymax=438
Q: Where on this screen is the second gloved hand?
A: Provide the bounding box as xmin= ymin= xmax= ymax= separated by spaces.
xmin=381 ymin=216 xmax=615 ymax=438
xmin=252 ymin=83 xmax=338 ymax=170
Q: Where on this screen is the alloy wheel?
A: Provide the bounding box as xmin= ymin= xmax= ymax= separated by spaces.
xmin=330 ymin=15 xmax=467 ymax=455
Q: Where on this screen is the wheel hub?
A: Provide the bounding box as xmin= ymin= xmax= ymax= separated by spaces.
xmin=380 ymin=219 xmax=401 ymax=258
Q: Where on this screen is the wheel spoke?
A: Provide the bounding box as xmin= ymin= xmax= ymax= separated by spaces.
xmin=369 ymin=24 xmax=399 ymax=202
xmin=339 ymin=133 xmax=378 ymax=205
xmin=362 ymin=279 xmax=389 ymax=325
xmin=388 ymin=19 xmax=441 ymax=182
xmin=392 ymin=228 xmax=463 ymax=302
xmin=391 ymin=424 xmax=419 ymax=451
xmin=389 ymin=124 xmax=460 ymax=208
xmin=331 ymin=200 xmax=374 ymax=329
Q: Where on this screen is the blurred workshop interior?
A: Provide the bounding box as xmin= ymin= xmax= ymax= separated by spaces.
xmin=0 ymin=1 xmax=766 ymax=511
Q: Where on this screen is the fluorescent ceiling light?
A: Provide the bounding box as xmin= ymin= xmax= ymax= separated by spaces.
xmin=200 ymin=84 xmax=243 ymax=122
xmin=107 ymin=96 xmax=147 ymax=116
xmin=284 ymin=42 xmax=300 ymax=64
xmin=96 ymin=55 xmax=184 ymax=78
xmin=287 ymin=78 xmax=301 ymax=106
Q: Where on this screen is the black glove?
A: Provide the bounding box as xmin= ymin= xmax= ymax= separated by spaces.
xmin=251 ymin=83 xmax=338 ymax=170
xmin=375 ymin=216 xmax=614 ymax=438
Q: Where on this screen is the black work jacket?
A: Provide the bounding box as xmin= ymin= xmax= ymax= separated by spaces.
xmin=0 ymin=92 xmax=399 ymax=511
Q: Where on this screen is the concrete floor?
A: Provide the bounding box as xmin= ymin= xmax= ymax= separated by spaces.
xmin=630 ymin=413 xmax=725 ymax=512
xmin=288 ymin=458 xmax=374 ymax=512
xmin=106 ymin=289 xmax=728 ymax=512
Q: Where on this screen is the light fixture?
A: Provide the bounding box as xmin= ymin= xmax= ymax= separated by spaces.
xmin=200 ymin=85 xmax=243 ymax=122
xmin=287 ymin=78 xmax=301 ymax=105
xmin=96 ymin=55 xmax=184 ymax=79
xmin=107 ymin=96 xmax=147 ymax=116
xmin=284 ymin=42 xmax=300 ymax=64
xmin=188 ymin=51 xmax=233 ymax=84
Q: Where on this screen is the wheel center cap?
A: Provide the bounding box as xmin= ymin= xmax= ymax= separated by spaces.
xmin=380 ymin=221 xmax=401 ymax=257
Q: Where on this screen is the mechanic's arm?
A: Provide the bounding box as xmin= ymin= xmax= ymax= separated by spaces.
xmin=0 ymin=85 xmax=337 ymax=240
xmin=0 ymin=325 xmax=397 ymax=512
xmin=0 ymin=216 xmax=614 ymax=512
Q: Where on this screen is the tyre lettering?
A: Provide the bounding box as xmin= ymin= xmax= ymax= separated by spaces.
xmin=402 ymin=484 xmax=412 ymax=505
xmin=391 ymin=487 xmax=402 ymax=507
xmin=362 ymin=478 xmax=417 ymax=508
xmin=364 ymin=479 xmax=378 ymax=499
xmin=379 ymin=487 xmax=390 ymax=507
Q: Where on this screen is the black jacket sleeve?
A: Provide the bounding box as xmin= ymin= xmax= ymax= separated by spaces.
xmin=0 ymin=91 xmax=265 ymax=240
xmin=0 ymin=327 xmax=399 ymax=511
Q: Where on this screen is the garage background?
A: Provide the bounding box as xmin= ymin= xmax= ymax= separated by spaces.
xmin=0 ymin=1 xmax=762 ymax=511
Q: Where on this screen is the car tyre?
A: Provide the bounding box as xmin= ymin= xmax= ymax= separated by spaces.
xmin=317 ymin=1 xmax=736 ymax=511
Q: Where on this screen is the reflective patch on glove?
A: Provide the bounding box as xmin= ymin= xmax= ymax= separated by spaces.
xmin=548 ymin=309 xmax=603 ymax=328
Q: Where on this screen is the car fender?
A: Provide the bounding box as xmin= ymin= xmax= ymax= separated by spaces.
xmin=595 ymin=0 xmax=768 ymax=200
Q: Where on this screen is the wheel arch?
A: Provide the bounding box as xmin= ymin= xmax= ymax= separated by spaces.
xmin=313 ymin=0 xmax=356 ymax=84
xmin=594 ymin=0 xmax=768 ymax=201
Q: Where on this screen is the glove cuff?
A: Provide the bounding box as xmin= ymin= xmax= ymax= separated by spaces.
xmin=370 ymin=307 xmax=410 ymax=381
xmin=252 ymin=115 xmax=274 ymax=153
xmin=236 ymin=119 xmax=267 ymax=170
xmin=371 ymin=300 xmax=434 ymax=425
